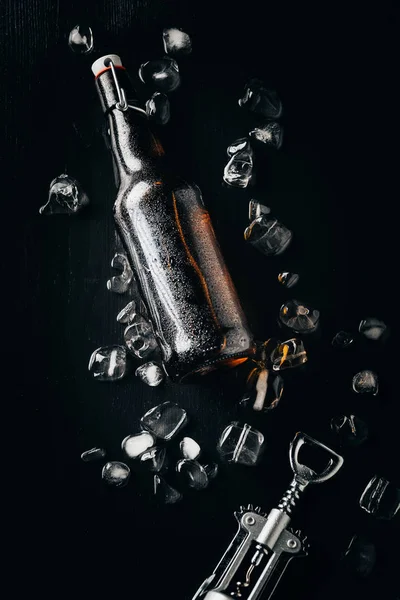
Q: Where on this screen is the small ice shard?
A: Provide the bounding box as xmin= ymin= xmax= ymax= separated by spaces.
xmin=162 ymin=27 xmax=192 ymax=55
xmin=101 ymin=461 xmax=130 ymax=487
xmin=204 ymin=463 xmax=219 ymax=480
xmin=121 ymin=432 xmax=155 ymax=459
xmin=116 ymin=301 xmax=137 ymax=324
xmin=342 ymin=535 xmax=376 ymax=577
xmin=139 ymin=57 xmax=180 ymax=92
xmin=135 ymin=362 xmax=165 ymax=387
xmin=227 ymin=137 xmax=252 ymax=157
xmin=180 ymin=437 xmax=201 ymax=460
xmin=330 ymin=415 xmax=369 ymax=447
xmin=154 ymin=474 xmax=182 ymax=504
xmin=352 ymin=370 xmax=379 ymax=395
xmin=278 ymin=272 xmax=299 ymax=289
xmin=248 ymin=200 xmax=271 ymax=221
xmin=244 ymin=216 xmax=292 ymax=256
xmin=332 ymin=330 xmax=354 ymax=348
xmin=359 ymin=318 xmax=387 ymax=341
xmin=238 ymin=79 xmax=283 ymax=119
xmin=124 ymin=315 xmax=159 ymax=360
xmin=270 ymin=338 xmax=308 ymax=371
xmin=80 ymin=447 xmax=106 ymax=462
xmin=176 ymin=459 xmax=209 ymax=490
xmin=217 ymin=422 xmax=265 ymax=466
xmin=39 ymin=174 xmax=90 ymax=215
xmin=240 ymin=367 xmax=283 ymax=412
xmin=223 ymin=150 xmax=253 ymax=188
xmin=88 ymin=345 xmax=127 ymax=381
xmin=249 ymin=122 xmax=283 ymax=149
xmin=68 ymin=24 xmax=94 ymax=54
xmin=145 ymin=92 xmax=170 ymax=125
xmin=141 ymin=401 xmax=188 ymax=441
xmin=359 ymin=475 xmax=400 ymax=520
xmin=139 ymin=446 xmax=166 ymax=472
xmin=279 ymin=299 xmax=320 ymax=334
xmin=107 ymin=253 xmax=134 ymax=294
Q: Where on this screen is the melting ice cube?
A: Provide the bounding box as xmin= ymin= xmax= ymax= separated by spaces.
xmin=278 ymin=272 xmax=299 ymax=289
xmin=180 ymin=437 xmax=201 ymax=460
xmin=244 ymin=216 xmax=292 ymax=256
xmin=39 ymin=174 xmax=90 ymax=215
xmin=162 ymin=28 xmax=192 ymax=55
xmin=223 ymin=150 xmax=253 ymax=188
xmin=80 ymin=447 xmax=106 ymax=462
xmin=68 ymin=25 xmax=94 ymax=54
xmin=121 ymin=432 xmax=155 ymax=459
xmin=88 ymin=345 xmax=127 ymax=381
xmin=107 ymin=253 xmax=134 ymax=294
xmin=139 ymin=57 xmax=180 ymax=92
xmin=359 ymin=475 xmax=400 ymax=519
xmin=141 ymin=401 xmax=188 ymax=441
xmin=101 ymin=461 xmax=130 ymax=487
xmin=217 ymin=422 xmax=265 ymax=466
xmin=239 ymin=79 xmax=283 ymax=119
xmin=279 ymin=299 xmax=320 ymax=334
xmin=239 ymin=367 xmax=284 ymax=412
xmin=135 ymin=362 xmax=165 ymax=387
xmin=352 ymin=370 xmax=379 ymax=395
xmin=176 ymin=459 xmax=209 ymax=490
xmin=249 ymin=122 xmax=283 ymax=149
xmin=359 ymin=318 xmax=387 ymax=341
xmin=145 ymin=92 xmax=171 ymax=125
xmin=154 ymin=475 xmax=182 ymax=504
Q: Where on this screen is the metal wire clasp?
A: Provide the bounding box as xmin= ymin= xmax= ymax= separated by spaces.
xmin=104 ymin=57 xmax=128 ymax=111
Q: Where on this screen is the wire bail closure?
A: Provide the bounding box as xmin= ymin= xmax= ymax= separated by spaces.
xmin=104 ymin=57 xmax=128 ymax=111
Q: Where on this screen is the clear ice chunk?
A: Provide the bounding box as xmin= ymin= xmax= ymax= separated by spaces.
xmin=88 ymin=345 xmax=127 ymax=381
xmin=278 ymin=272 xmax=299 ymax=289
xmin=204 ymin=463 xmax=219 ymax=480
xmin=270 ymin=338 xmax=308 ymax=371
xmin=352 ymin=370 xmax=379 ymax=395
xmin=141 ymin=401 xmax=188 ymax=441
xmin=39 ymin=174 xmax=90 ymax=215
xmin=107 ymin=253 xmax=134 ymax=294
xmin=249 ymin=122 xmax=283 ymax=149
xmin=248 ymin=200 xmax=271 ymax=220
xmin=139 ymin=446 xmax=166 ymax=472
xmin=145 ymin=92 xmax=171 ymax=125
xmin=279 ymin=299 xmax=320 ymax=334
xmin=240 ymin=367 xmax=283 ymax=412
xmin=80 ymin=447 xmax=106 ymax=462
xmin=176 ymin=459 xmax=209 ymax=490
xmin=330 ymin=415 xmax=369 ymax=447
xmin=180 ymin=437 xmax=201 ymax=460
xmin=227 ymin=137 xmax=252 ymax=157
xmin=124 ymin=315 xmax=159 ymax=360
xmin=162 ymin=27 xmax=192 ymax=55
xmin=343 ymin=535 xmax=376 ymax=577
xmin=135 ymin=362 xmax=165 ymax=387
xmin=238 ymin=79 xmax=283 ymax=119
xmin=116 ymin=301 xmax=137 ymax=324
xmin=154 ymin=474 xmax=182 ymax=504
xmin=139 ymin=57 xmax=180 ymax=92
xmin=68 ymin=25 xmax=94 ymax=55
xmin=332 ymin=330 xmax=354 ymax=348
xmin=359 ymin=318 xmax=387 ymax=341
xmin=244 ymin=216 xmax=292 ymax=256
xmin=359 ymin=475 xmax=400 ymax=520
xmin=223 ymin=150 xmax=253 ymax=188
xmin=121 ymin=432 xmax=155 ymax=459
xmin=101 ymin=461 xmax=130 ymax=487
xmin=217 ymin=422 xmax=265 ymax=466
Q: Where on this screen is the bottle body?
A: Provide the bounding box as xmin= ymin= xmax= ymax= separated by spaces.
xmin=94 ymin=56 xmax=254 ymax=381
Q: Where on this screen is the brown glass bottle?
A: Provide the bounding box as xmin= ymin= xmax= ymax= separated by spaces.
xmin=92 ymin=54 xmax=254 ymax=381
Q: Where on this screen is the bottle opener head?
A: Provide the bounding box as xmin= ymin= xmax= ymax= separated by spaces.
xmin=289 ymin=432 xmax=344 ymax=486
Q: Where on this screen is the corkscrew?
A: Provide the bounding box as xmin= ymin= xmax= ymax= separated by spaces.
xmin=192 ymin=432 xmax=344 ymax=600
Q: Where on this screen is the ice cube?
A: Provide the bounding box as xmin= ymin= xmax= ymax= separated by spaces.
xmin=39 ymin=174 xmax=90 ymax=215
xmin=116 ymin=301 xmax=137 ymax=324
xmin=359 ymin=318 xmax=387 ymax=341
xmin=244 ymin=216 xmax=292 ymax=256
xmin=352 ymin=370 xmax=379 ymax=395
xmin=153 ymin=475 xmax=182 ymax=504
xmin=330 ymin=415 xmax=369 ymax=447
xmin=249 ymin=122 xmax=283 ymax=149
xmin=240 ymin=367 xmax=283 ymax=412
xmin=180 ymin=437 xmax=201 ymax=460
xmin=139 ymin=57 xmax=180 ymax=92
xmin=223 ymin=150 xmax=253 ymax=188
xmin=145 ymin=92 xmax=170 ymax=125
xmin=141 ymin=401 xmax=188 ymax=441
xmin=121 ymin=432 xmax=155 ymax=459
xmin=88 ymin=345 xmax=127 ymax=381
xmin=239 ymin=79 xmax=283 ymax=119
xmin=270 ymin=338 xmax=308 ymax=371
xmin=279 ymin=299 xmax=320 ymax=334
xmin=248 ymin=200 xmax=271 ymax=220
xmin=204 ymin=463 xmax=219 ymax=480
xmin=101 ymin=461 xmax=130 ymax=487
xmin=135 ymin=362 xmax=165 ymax=387
xmin=278 ymin=272 xmax=299 ymax=289
xmin=359 ymin=475 xmax=400 ymax=519
xmin=80 ymin=447 xmax=106 ymax=462
xmin=342 ymin=535 xmax=376 ymax=577
xmin=332 ymin=331 xmax=354 ymax=348
xmin=107 ymin=253 xmax=134 ymax=294
xmin=217 ymin=422 xmax=265 ymax=466
xmin=138 ymin=446 xmax=166 ymax=472
xmin=68 ymin=25 xmax=94 ymax=54
xmin=124 ymin=315 xmax=159 ymax=360
xmin=162 ymin=28 xmax=192 ymax=55
xmin=176 ymin=459 xmax=209 ymax=490
xmin=227 ymin=137 xmax=252 ymax=157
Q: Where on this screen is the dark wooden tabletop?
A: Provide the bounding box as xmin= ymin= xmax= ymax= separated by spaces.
xmin=3 ymin=1 xmax=399 ymax=598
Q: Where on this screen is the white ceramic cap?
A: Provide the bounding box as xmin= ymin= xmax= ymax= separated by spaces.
xmin=91 ymin=54 xmax=123 ymax=76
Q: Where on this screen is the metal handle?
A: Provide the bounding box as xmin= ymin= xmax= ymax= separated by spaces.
xmin=290 ymin=432 xmax=344 ymax=486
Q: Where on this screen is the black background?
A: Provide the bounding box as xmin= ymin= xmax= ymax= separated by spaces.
xmin=3 ymin=0 xmax=399 ymax=598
